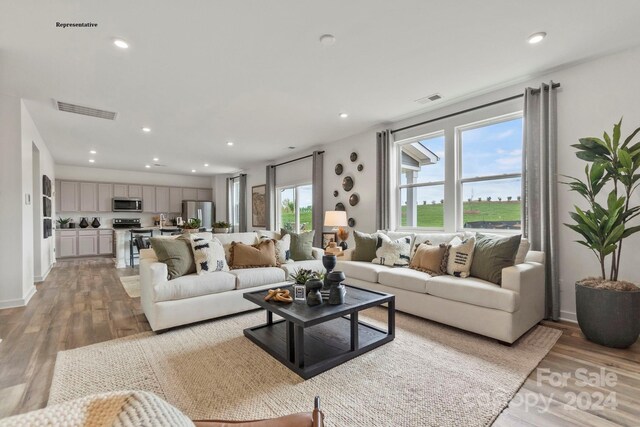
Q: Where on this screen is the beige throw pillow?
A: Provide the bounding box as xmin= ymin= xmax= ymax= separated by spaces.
xmin=410 ymin=243 xmax=449 ymax=275
xmin=447 ymin=236 xmax=475 ymax=278
xmin=229 ymin=240 xmax=278 ymax=269
xmin=259 ymin=234 xmax=291 ymax=264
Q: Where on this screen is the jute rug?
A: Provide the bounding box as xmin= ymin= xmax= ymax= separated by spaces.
xmin=119 ymin=275 xmax=140 ymax=298
xmin=50 ymin=308 xmax=560 ymax=426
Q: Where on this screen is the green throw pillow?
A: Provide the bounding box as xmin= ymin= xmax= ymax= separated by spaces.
xmin=352 ymin=230 xmax=379 ymax=262
xmin=150 ymin=236 xmax=196 ymax=280
xmin=470 ymin=233 xmax=522 ymax=285
xmin=280 ymin=229 xmax=315 ymax=261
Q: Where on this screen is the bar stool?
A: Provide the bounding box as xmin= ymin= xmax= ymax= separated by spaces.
xmin=130 ymin=229 xmax=153 ymax=266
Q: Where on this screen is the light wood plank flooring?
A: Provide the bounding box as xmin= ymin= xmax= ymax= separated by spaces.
xmin=0 ymin=258 xmax=638 ymax=425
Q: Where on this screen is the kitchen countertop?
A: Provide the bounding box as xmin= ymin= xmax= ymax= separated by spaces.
xmin=55 ymin=227 xmax=114 ymax=231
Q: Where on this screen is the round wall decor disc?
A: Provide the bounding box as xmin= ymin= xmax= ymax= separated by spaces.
xmin=348 ymin=217 xmax=356 ymax=227
xmin=350 ymin=152 xmax=358 ymax=162
xmin=335 ymin=163 xmax=343 ymax=175
xmin=349 ymin=193 xmax=360 ymax=206
xmin=335 ymin=202 xmax=346 ymax=211
xmin=342 ymin=176 xmax=354 ymax=192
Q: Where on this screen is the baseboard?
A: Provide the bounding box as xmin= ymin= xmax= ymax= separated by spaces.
xmin=560 ymin=310 xmax=577 ymax=323
xmin=34 ymin=264 xmax=53 ymax=283
xmin=0 ymin=286 xmax=37 ymax=309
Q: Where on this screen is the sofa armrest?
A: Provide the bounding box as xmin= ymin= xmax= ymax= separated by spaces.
xmin=312 ymin=247 xmax=325 ymax=259
xmin=525 ymin=250 xmax=544 ymax=264
xmin=140 ymin=259 xmax=169 ymax=305
xmin=501 ymin=262 xmax=544 ymax=294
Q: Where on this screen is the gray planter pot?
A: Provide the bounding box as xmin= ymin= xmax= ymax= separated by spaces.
xmin=576 ymin=282 xmax=640 ymax=348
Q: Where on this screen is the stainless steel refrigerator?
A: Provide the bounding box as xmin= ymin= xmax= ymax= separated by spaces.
xmin=182 ymin=201 xmax=214 ymax=229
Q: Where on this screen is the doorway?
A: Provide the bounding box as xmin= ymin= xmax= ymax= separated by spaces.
xmin=32 ymin=143 xmax=41 ymax=278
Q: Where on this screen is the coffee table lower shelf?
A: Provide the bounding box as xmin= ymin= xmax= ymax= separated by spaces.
xmin=244 ymin=315 xmax=392 ymax=380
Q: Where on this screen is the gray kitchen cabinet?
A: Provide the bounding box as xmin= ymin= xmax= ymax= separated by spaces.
xmin=78 ymin=230 xmax=98 ymax=256
xmin=155 ymin=187 xmax=170 ymax=213
xmin=169 ymin=187 xmax=182 ymax=213
xmin=59 ymin=181 xmax=78 ymax=212
xmin=56 ymin=230 xmax=77 ymax=257
xmin=79 ymin=182 xmax=97 ymax=212
xmin=98 ymin=230 xmax=113 ymax=255
xmin=98 ymin=183 xmax=113 ymax=212
xmin=113 ymin=184 xmax=128 ymax=198
xmin=182 ymin=188 xmax=197 ymax=200
xmin=197 ymin=189 xmax=212 ymax=201
xmin=128 ymin=185 xmax=142 ymax=198
xmin=142 ymin=186 xmax=156 ymax=213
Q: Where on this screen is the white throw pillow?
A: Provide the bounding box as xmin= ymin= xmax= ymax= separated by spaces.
xmin=190 ymin=236 xmax=229 ymax=274
xmin=372 ymin=234 xmax=412 ymax=267
xmin=447 ymin=236 xmax=475 ymax=278
xmin=515 ymin=238 xmax=530 ymax=264
xmin=259 ymin=234 xmax=291 ymax=264
xmin=411 ymin=232 xmax=465 ymax=260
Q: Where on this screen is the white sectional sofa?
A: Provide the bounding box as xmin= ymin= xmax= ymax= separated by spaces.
xmin=139 ymin=231 xmax=324 ymax=331
xmin=336 ymin=231 xmax=545 ymax=344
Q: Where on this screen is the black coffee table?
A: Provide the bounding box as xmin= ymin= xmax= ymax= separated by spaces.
xmin=243 ymin=285 xmax=395 ymax=379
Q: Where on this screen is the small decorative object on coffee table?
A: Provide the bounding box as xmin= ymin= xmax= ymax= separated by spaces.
xmin=307 ymin=287 xmax=323 ymax=306
xmin=327 ymin=271 xmax=346 ymax=305
xmin=321 ymin=254 xmax=337 ymax=300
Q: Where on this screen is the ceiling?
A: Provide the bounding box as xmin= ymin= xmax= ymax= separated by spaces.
xmin=2 ymin=0 xmax=640 ymax=176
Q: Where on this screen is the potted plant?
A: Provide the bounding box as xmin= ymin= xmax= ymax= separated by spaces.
xmin=181 ymin=218 xmax=202 ymax=234
xmin=289 ymin=268 xmax=324 ymax=290
xmin=563 ymin=119 xmax=640 ymax=348
xmin=213 ymin=221 xmax=231 ymax=234
xmin=57 ymin=217 xmax=71 ymax=229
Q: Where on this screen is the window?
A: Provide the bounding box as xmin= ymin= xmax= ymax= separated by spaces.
xmin=395 ymin=110 xmax=523 ymax=231
xmin=228 ymin=176 xmax=241 ymax=232
xmin=459 ymin=115 xmax=522 ymax=230
xmin=277 ymin=184 xmax=313 ymax=233
xmin=398 ymin=133 xmax=445 ymax=228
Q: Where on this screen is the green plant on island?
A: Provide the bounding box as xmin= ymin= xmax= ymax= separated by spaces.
xmin=182 ymin=218 xmax=202 ymax=230
xmin=213 ymin=221 xmax=231 ymax=228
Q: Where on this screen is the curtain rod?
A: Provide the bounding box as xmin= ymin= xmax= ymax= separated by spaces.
xmin=391 ymin=83 xmax=560 ymax=135
xmin=270 ymin=150 xmax=325 ymax=168
xmin=228 ymin=173 xmax=246 ymax=180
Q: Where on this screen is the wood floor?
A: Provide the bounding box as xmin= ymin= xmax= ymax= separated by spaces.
xmin=0 ymin=258 xmax=638 ymax=426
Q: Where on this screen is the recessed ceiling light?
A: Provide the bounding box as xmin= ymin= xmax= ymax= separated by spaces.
xmin=288 ymin=146 xmax=296 ymax=150
xmin=113 ymin=39 xmax=129 ymax=49
xmin=226 ymin=141 xmax=234 ymax=146
xmin=319 ymin=34 xmax=336 ymax=46
xmin=145 ymin=165 xmax=151 ymax=168
xmin=142 ymin=127 xmax=151 ymax=133
xmin=89 ymin=159 xmax=95 ymax=163
xmin=191 ymin=169 xmax=196 ymax=173
xmin=153 ymin=157 xmax=159 ymax=161
xmin=204 ymin=163 xmax=209 ymax=167
xmin=89 ymin=150 xmax=97 ymax=154
xmin=528 ymin=32 xmax=546 ymax=44
xmin=339 ymin=112 xmax=349 ymax=118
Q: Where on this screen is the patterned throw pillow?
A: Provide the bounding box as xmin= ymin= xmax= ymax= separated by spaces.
xmin=259 ymin=234 xmax=291 ymax=264
xmin=372 ymin=234 xmax=412 ymax=267
xmin=189 ymin=236 xmax=229 ymax=274
xmin=446 ymin=236 xmax=475 ymax=278
xmin=410 ymin=242 xmax=450 ymax=275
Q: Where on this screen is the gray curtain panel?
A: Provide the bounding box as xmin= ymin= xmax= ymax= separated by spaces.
xmin=265 ymin=165 xmax=276 ymax=230
xmin=522 ymin=82 xmax=560 ymax=320
xmin=312 ymin=150 xmax=324 ymax=247
xmin=225 ymin=177 xmax=231 ymax=224
xmin=376 ymin=130 xmax=392 ymax=231
xmin=238 ymin=174 xmax=247 ymax=232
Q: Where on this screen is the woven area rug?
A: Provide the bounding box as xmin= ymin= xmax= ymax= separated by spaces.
xmin=50 ymin=308 xmax=560 ymax=426
xmin=119 ymin=275 xmax=140 ymax=298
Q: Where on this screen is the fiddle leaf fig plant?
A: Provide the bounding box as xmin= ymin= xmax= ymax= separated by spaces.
xmin=563 ymin=119 xmax=640 ymax=283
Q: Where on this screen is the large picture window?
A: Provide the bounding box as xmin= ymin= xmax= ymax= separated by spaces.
xmin=395 ymin=110 xmax=523 ymax=232
xmin=277 ymin=184 xmax=313 ymax=233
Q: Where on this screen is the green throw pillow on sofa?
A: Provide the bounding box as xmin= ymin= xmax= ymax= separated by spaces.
xmin=280 ymin=229 xmax=315 ymax=261
xmin=150 ymin=236 xmax=196 ymax=280
xmin=352 ymin=230 xmax=379 ymax=262
xmin=470 ymin=233 xmax=522 ymax=285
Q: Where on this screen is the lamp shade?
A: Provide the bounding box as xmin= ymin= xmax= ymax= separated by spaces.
xmin=324 ymin=210 xmax=348 ymax=227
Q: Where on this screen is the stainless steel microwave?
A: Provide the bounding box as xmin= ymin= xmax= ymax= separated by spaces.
xmin=112 ymin=198 xmax=143 ymax=212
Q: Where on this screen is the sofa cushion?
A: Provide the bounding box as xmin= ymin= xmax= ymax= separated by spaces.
xmin=470 ymin=233 xmax=521 ymax=285
xmin=229 ymin=240 xmax=278 ymax=269
xmin=150 ymin=236 xmax=196 ymax=280
xmin=378 ymin=268 xmax=431 ymax=293
xmin=411 ymin=232 xmax=464 ymax=259
xmin=259 ymin=234 xmax=291 ymax=264
xmin=410 ymin=243 xmax=449 ymax=275
xmin=280 ymin=260 xmax=325 ymax=278
xmin=336 ymin=261 xmax=392 ymax=283
xmin=446 ymin=237 xmax=475 ymax=278
xmin=352 ymin=230 xmax=379 ymax=262
xmin=154 ymin=271 xmax=236 ymax=302
xmin=479 ymin=233 xmax=529 ymax=265
xmin=230 ymin=267 xmax=287 ymax=290
xmin=372 ymin=234 xmax=412 ymax=267
xmin=281 ymin=229 xmax=315 ymax=261
xmin=214 ymin=232 xmax=259 ymax=263
xmin=189 ymin=236 xmax=229 ymax=274
xmin=425 ymin=275 xmax=519 ymax=313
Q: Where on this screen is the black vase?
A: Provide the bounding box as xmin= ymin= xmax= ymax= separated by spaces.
xmin=326 ymin=271 xmax=346 ymax=305
xmin=305 ymin=278 xmax=324 ymax=295
xmin=322 ymin=254 xmax=337 ymax=273
xmin=91 ymin=217 xmax=101 ymax=228
xmin=79 ymin=217 xmax=89 ymax=228
xmin=307 ymin=289 xmax=323 ymax=306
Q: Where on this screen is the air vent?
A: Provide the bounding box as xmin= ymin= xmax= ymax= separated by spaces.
xmin=415 ymin=93 xmax=443 ymax=104
xmin=153 ymin=163 xmax=167 ymax=167
xmin=54 ymin=100 xmax=118 ymax=120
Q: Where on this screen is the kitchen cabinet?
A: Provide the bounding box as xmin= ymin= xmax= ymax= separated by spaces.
xmin=59 ymin=181 xmax=78 ymax=212
xmin=98 ymin=183 xmax=113 ymax=212
xmin=169 ymin=187 xmax=182 ymax=213
xmin=128 ymin=185 xmax=142 ymax=198
xmin=98 ymin=230 xmax=113 ymax=255
xmin=155 ymin=187 xmax=170 ymax=213
xmin=78 ymin=230 xmax=98 ymax=256
xmin=182 ymin=188 xmax=197 ymax=200
xmin=79 ymin=182 xmax=97 ymax=212
xmin=197 ymin=189 xmax=212 ymax=201
xmin=142 ymin=186 xmax=156 ymax=213
xmin=113 ymin=184 xmax=128 ymax=198
xmin=56 ymin=230 xmax=77 ymax=257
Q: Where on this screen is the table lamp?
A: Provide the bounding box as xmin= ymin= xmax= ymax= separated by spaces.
xmin=324 ymin=210 xmax=349 ymax=250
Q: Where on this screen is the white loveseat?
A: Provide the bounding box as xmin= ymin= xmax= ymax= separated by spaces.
xmin=140 ymin=231 xmax=324 ymax=331
xmin=336 ymin=231 xmax=545 ymax=344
